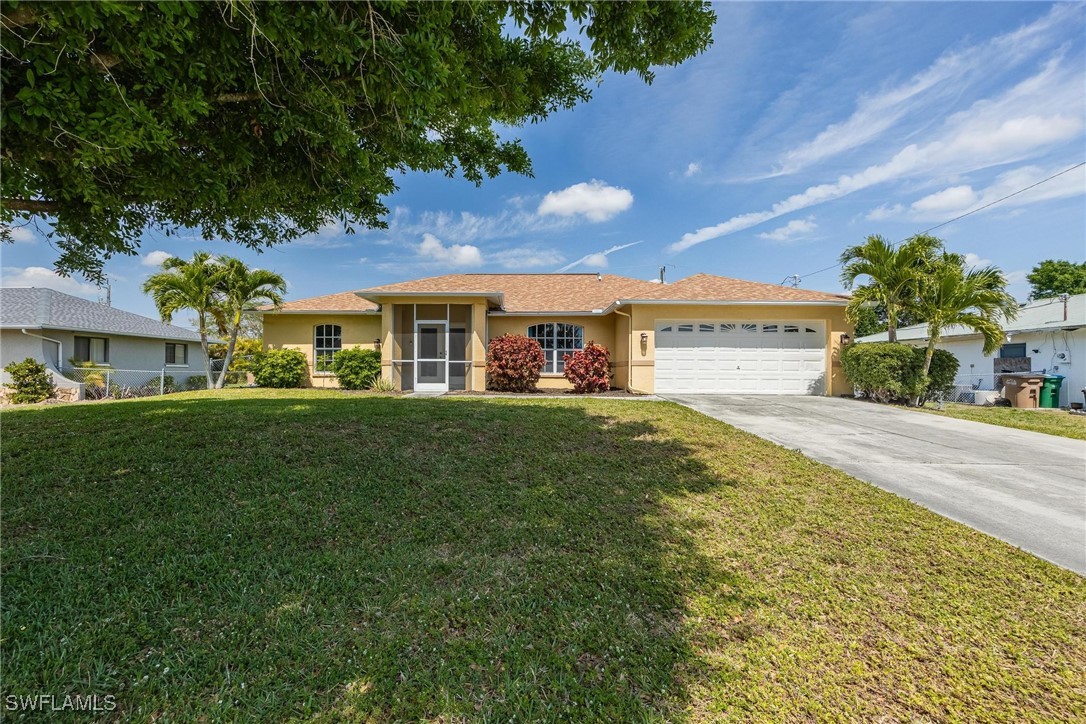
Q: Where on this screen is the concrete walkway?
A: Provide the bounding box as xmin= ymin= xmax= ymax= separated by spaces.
xmin=664 ymin=395 xmax=1086 ymax=575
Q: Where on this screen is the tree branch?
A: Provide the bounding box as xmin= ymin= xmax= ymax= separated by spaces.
xmin=1 ymin=6 xmax=38 ymax=29
xmin=214 ymin=92 xmax=265 ymax=103
xmin=2 ymin=198 xmax=60 ymax=213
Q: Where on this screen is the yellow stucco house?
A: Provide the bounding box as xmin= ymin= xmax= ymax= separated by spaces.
xmin=261 ymin=272 xmax=854 ymax=395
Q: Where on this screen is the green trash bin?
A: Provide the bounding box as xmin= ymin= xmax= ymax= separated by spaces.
xmin=1039 ymin=375 xmax=1064 ymax=408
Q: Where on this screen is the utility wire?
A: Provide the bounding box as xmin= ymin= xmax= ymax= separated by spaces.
xmin=787 ymin=160 xmax=1086 ymax=285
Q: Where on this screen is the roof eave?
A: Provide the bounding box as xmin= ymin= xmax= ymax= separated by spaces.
xmin=609 ymin=298 xmax=849 ymax=312
xmin=258 ymin=309 xmax=380 ymax=315
xmin=26 ymin=325 xmax=205 ymax=343
xmin=355 ymin=290 xmax=505 ymax=307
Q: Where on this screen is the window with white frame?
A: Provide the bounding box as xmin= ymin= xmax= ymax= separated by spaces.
xmin=527 ymin=323 xmax=584 ymax=373
xmin=165 ymin=343 xmax=188 ymax=365
xmin=314 ymin=324 xmax=342 ymax=374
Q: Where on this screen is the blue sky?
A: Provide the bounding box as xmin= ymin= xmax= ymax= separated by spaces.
xmin=3 ymin=2 xmax=1084 ymax=322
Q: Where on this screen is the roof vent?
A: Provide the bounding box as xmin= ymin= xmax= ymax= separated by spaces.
xmin=596 ymin=272 xmax=602 ymax=282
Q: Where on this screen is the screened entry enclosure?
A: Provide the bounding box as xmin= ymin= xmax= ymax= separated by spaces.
xmin=392 ymin=304 xmax=473 ymax=392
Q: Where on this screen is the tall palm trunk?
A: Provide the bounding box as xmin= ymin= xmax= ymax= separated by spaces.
xmin=214 ymin=311 xmax=242 ymax=389
xmin=198 ymin=314 xmax=213 ymax=387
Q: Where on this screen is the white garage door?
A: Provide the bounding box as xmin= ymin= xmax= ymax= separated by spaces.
xmin=654 ymin=321 xmax=827 ymax=395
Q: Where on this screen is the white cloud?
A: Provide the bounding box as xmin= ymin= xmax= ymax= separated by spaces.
xmin=866 ymin=203 xmax=905 ymax=221
xmin=757 ymin=218 xmax=817 ymax=242
xmin=556 ymin=241 xmax=641 ymax=272
xmin=537 ymin=180 xmax=634 ymax=222
xmin=683 ymin=162 xmax=702 ymax=178
xmin=1 ymin=267 xmax=100 ymax=297
xmin=491 ymin=247 xmax=565 ymax=269
xmin=669 ymin=52 xmax=1084 ymax=254
xmin=141 ymin=250 xmax=173 ymax=268
xmin=963 ymin=252 xmax=994 ymax=269
xmin=406 ymin=209 xmax=572 ymax=243
xmin=416 ymin=234 xmax=483 ymax=267
xmin=867 ymin=163 xmax=1086 ymax=222
xmin=770 ymin=4 xmax=1081 ymax=175
xmin=910 ymin=185 xmax=979 ymax=215
xmin=3 ymin=226 xmax=36 ymax=243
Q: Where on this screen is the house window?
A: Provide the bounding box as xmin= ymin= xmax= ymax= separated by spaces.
xmin=527 ymin=323 xmax=584 ymax=374
xmin=74 ymin=336 xmax=109 ymax=364
xmin=314 ymin=324 xmax=342 ymax=374
xmin=999 ymin=342 xmax=1026 ymax=358
xmin=165 ymin=343 xmax=188 ymax=365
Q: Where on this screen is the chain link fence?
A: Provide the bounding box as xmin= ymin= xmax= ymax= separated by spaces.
xmin=939 ymin=374 xmax=1005 ymax=406
xmin=62 ymin=367 xmax=211 ymax=400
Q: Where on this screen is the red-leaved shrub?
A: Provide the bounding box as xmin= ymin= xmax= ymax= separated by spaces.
xmin=563 ymin=342 xmax=611 ymax=393
xmin=486 ymin=334 xmax=545 ymax=392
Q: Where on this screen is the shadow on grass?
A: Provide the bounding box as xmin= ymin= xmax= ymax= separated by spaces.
xmin=1 ymin=394 xmax=753 ymax=720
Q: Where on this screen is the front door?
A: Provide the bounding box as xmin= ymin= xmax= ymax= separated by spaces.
xmin=415 ymin=322 xmax=448 ymax=392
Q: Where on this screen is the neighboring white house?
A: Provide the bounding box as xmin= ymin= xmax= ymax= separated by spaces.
xmin=857 ymin=293 xmax=1086 ymax=407
xmin=1 ymin=287 xmax=210 ymax=400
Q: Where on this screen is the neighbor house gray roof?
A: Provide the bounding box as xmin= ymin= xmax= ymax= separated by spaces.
xmin=858 ymin=293 xmax=1086 ymax=343
xmin=0 ymin=287 xmax=203 ymax=342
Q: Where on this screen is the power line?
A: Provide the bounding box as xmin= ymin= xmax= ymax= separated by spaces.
xmin=791 ymin=160 xmax=1085 ymax=285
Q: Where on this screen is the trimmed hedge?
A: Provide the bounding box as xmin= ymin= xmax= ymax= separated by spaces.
xmin=332 ymin=348 xmax=382 ymax=390
xmin=563 ymin=342 xmax=611 ymax=393
xmin=486 ymin=334 xmax=545 ymax=392
xmin=841 ymin=342 xmax=959 ymax=404
xmin=253 ymin=348 xmax=309 ymax=388
xmin=3 ymin=358 xmax=56 ymax=403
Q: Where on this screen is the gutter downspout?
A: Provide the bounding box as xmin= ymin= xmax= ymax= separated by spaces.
xmin=21 ymin=329 xmax=62 ymax=370
xmin=613 ymin=307 xmax=646 ymax=394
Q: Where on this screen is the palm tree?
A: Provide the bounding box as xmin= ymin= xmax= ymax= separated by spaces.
xmin=913 ymin=254 xmax=1019 ymax=393
xmin=839 ymin=234 xmax=943 ymax=342
xmin=142 ymin=252 xmax=222 ymax=386
xmin=213 ymin=257 xmax=286 ymax=388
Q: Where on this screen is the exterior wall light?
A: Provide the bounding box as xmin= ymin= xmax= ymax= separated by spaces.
xmin=640 ymin=332 xmax=649 ymax=344
xmin=840 ymin=333 xmax=852 ymax=346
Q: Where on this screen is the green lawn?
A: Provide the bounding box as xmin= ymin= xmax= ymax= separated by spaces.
xmin=2 ymin=390 xmax=1083 ymax=721
xmin=918 ymin=402 xmax=1086 ymax=440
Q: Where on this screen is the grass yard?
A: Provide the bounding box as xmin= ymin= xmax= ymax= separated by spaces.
xmin=918 ymin=402 xmax=1086 ymax=440
xmin=2 ymin=389 xmax=1084 ymax=721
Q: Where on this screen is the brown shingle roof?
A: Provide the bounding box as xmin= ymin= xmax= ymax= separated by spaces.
xmin=359 ymin=273 xmax=661 ymax=313
xmin=266 ymin=290 xmax=378 ymax=313
xmin=266 ymin=273 xmax=848 ymax=314
xmin=636 ymin=273 xmax=850 ymax=304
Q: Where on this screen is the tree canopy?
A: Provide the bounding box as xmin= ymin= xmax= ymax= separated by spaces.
xmin=0 ymin=1 xmax=715 ymax=278
xmin=1026 ymin=259 xmax=1086 ymax=300
xmin=839 ymin=234 xmax=943 ymax=342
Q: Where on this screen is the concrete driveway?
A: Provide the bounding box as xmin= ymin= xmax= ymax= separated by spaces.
xmin=664 ymin=395 xmax=1086 ymax=574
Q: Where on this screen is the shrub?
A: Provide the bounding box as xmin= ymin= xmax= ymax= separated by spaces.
xmin=841 ymin=342 xmax=959 ymax=404
xmin=253 ymin=348 xmax=309 ymax=388
xmin=486 ymin=334 xmax=545 ymax=392
xmin=367 ymin=376 xmax=397 ymax=392
xmin=332 ymin=348 xmax=382 ymax=390
xmin=162 ymin=375 xmax=176 ymax=393
xmin=3 ymin=358 xmax=56 ymax=403
xmin=922 ymin=349 xmax=959 ymax=403
xmin=563 ymin=342 xmax=612 ymax=393
xmin=185 ymin=375 xmax=209 ymax=391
